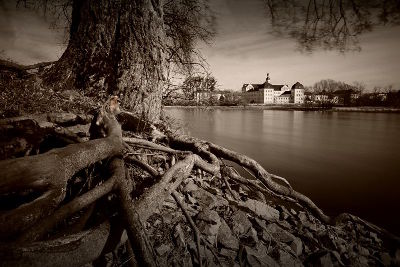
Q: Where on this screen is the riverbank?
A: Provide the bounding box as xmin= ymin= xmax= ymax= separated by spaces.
xmin=146 ymin=172 xmax=400 ymax=266
xmin=164 ymin=105 xmax=400 ymax=113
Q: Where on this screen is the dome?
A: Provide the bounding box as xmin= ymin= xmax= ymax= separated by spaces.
xmin=291 ymin=82 xmax=304 ymax=89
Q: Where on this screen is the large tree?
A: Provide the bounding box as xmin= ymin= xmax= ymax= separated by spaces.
xmin=18 ymin=0 xmax=215 ymax=122
xmin=11 ymin=0 xmax=400 ymax=121
xmin=2 ymin=1 xmax=400 ymax=266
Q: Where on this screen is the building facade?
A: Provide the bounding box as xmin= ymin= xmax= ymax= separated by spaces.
xmin=291 ymin=82 xmax=305 ymax=104
xmin=241 ymin=74 xmax=305 ymax=104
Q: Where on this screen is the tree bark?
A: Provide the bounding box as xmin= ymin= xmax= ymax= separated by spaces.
xmin=0 ymin=222 xmax=110 ymax=267
xmin=0 ymin=114 xmax=123 ymax=240
xmin=43 ymin=0 xmax=166 ymax=122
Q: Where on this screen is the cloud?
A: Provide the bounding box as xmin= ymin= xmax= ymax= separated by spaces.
xmin=0 ymin=1 xmax=66 ymax=64
xmin=199 ymin=1 xmax=400 ymax=91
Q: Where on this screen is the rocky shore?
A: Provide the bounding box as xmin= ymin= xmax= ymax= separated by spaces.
xmin=1 ymin=110 xmax=399 ymax=266
xmin=143 ymin=173 xmax=400 ymax=266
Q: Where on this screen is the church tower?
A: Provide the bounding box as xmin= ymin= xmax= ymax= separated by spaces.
xmin=266 ymin=73 xmax=270 ymax=84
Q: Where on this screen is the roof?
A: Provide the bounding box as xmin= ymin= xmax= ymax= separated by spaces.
xmin=277 ymin=91 xmax=291 ymax=97
xmin=242 ymin=82 xmax=285 ymax=92
xmin=291 ymin=82 xmax=304 ymax=89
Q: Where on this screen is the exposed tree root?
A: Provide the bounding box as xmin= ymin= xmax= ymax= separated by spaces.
xmin=222 ymin=165 xmax=298 ymax=204
xmin=1 ymin=106 xmax=399 ymax=266
xmin=0 ymin=222 xmax=110 ymax=267
xmin=16 ymin=176 xmax=116 ymax=242
xmin=205 ymin=141 xmax=331 ymax=224
xmin=172 ymin=190 xmax=203 ymax=267
xmin=0 ymin=114 xmax=122 ymax=240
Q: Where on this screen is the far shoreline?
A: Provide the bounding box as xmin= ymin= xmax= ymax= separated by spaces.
xmin=163 ymin=105 xmax=400 ymax=113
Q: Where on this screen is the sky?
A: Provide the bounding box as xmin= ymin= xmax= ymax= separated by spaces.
xmin=0 ymin=1 xmax=66 ymax=64
xmin=1 ymin=0 xmax=400 ymax=91
xmin=202 ymin=0 xmax=400 ymax=91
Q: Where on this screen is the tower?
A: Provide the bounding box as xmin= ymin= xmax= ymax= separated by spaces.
xmin=266 ymin=73 xmax=270 ymax=83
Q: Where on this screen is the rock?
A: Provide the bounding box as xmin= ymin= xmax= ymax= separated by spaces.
xmin=173 ymin=224 xmax=186 ymax=248
xmin=182 ymin=179 xmax=199 ymax=193
xmin=368 ymin=231 xmax=382 ymax=244
xmin=163 ymin=194 xmax=178 ymax=209
xmin=155 ymin=243 xmax=172 ymax=257
xmin=264 ymin=223 xmax=303 ymax=256
xmin=196 ymin=209 xmax=221 ymax=243
xmin=290 ymin=208 xmax=297 ymax=215
xmin=298 ymin=211 xmax=308 ymax=223
xmin=186 ymin=194 xmax=198 ymax=205
xmin=206 ymin=186 xmax=221 ymax=196
xmin=277 ymin=205 xmax=290 ymax=215
xmin=220 ymin=248 xmax=238 ymax=260
xmin=231 ymin=210 xmax=252 ymax=236
xmin=304 ymin=250 xmax=346 ymax=267
xmin=281 ymin=211 xmax=290 ymax=220
xmin=347 ymin=252 xmax=369 ymax=266
xmin=271 ymin=248 xmax=304 ymax=267
xmin=218 ymin=219 xmax=239 ymax=250
xmin=265 ymin=223 xmax=292 ymax=242
xmin=318 ymin=232 xmax=338 ymax=250
xmin=251 ymin=217 xmax=268 ymax=232
xmin=244 ymin=245 xmax=279 ymax=267
xmin=240 ymin=227 xmax=259 ymax=247
xmin=190 ymin=186 xmax=228 ymax=209
xmin=239 ymin=199 xmax=280 ymax=221
xmin=290 ymin=237 xmax=304 ymax=256
xmin=188 ymin=240 xmax=215 ymax=264
xmin=152 ymin=154 xmax=167 ymax=164
xmin=162 ymin=212 xmax=174 ymax=224
xmin=378 ymin=252 xmax=391 ymax=266
xmin=277 ymin=220 xmax=292 ymax=230
xmin=355 ymin=245 xmax=369 ymax=257
xmin=304 ymin=221 xmax=318 ymax=232
xmin=219 ymin=259 xmax=239 ymax=267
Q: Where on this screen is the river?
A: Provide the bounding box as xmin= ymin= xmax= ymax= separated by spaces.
xmin=165 ymin=107 xmax=400 ymax=235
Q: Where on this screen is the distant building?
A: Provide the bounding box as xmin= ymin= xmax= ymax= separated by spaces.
xmin=195 ymin=90 xmax=224 ymax=103
xmin=241 ymin=73 xmax=305 ymax=104
xmin=306 ymin=88 xmax=361 ymax=105
xmin=276 ymin=91 xmax=291 ymax=104
xmin=291 ymin=82 xmax=305 ymax=104
xmin=313 ymin=91 xmax=329 ymax=103
xmin=195 ymin=90 xmax=240 ymax=104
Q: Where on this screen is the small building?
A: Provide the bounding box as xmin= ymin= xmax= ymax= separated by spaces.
xmin=291 ymin=82 xmax=305 ymax=104
xmin=276 ymin=91 xmax=291 ymax=104
xmin=314 ymin=91 xmax=329 ymax=103
xmin=195 ymin=90 xmax=237 ymax=104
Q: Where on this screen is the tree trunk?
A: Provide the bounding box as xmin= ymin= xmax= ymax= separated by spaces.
xmin=43 ymin=0 xmax=166 ymax=122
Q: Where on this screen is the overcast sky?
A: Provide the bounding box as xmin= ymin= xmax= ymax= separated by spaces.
xmin=203 ymin=0 xmax=400 ymax=91
xmin=1 ymin=0 xmax=399 ymax=91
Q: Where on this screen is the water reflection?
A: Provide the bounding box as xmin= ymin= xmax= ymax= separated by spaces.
xmin=166 ymin=108 xmax=400 ymax=235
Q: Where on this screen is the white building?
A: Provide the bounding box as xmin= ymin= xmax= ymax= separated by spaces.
xmin=276 ymin=91 xmax=291 ymax=104
xmin=291 ymin=82 xmax=305 ymax=104
xmin=242 ymin=74 xmax=305 ymax=104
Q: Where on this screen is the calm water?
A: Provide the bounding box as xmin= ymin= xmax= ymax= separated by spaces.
xmin=165 ymin=107 xmax=400 ymax=235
